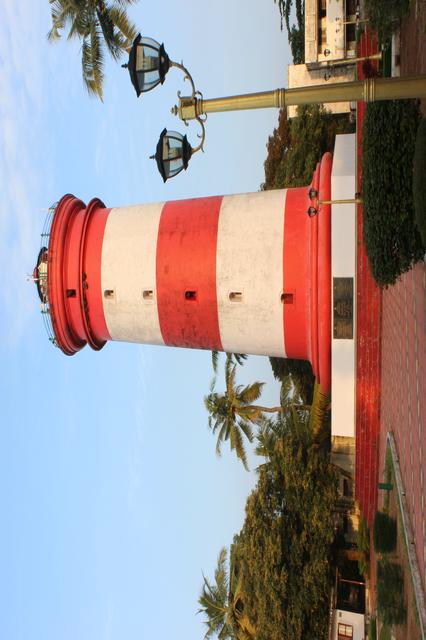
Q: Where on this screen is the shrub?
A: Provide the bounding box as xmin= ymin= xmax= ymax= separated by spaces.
xmin=413 ymin=118 xmax=426 ymax=247
xmin=377 ymin=560 xmax=406 ymax=625
xmin=365 ymin=0 xmax=410 ymax=42
xmin=373 ymin=511 xmax=397 ymax=553
xmin=362 ymin=100 xmax=423 ymax=286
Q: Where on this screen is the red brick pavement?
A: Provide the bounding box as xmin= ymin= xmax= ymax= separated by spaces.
xmin=379 ymin=264 xmax=426 ymax=593
xmin=354 ymin=23 xmax=426 ymax=597
xmin=355 ymin=28 xmax=382 ymax=527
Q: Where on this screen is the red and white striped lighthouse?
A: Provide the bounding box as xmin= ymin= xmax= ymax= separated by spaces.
xmin=34 ymin=153 xmax=332 ymax=392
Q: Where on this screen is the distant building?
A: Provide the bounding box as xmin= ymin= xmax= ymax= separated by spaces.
xmin=287 ymin=0 xmax=359 ymax=118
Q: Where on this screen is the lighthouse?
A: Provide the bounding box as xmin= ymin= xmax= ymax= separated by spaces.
xmin=34 ymin=151 xmax=337 ymax=395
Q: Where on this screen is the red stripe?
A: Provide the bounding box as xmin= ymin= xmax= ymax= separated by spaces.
xmin=317 ymin=153 xmax=332 ymax=394
xmin=82 ymin=201 xmax=111 ymax=343
xmin=156 ymin=197 xmax=223 ymax=350
xmin=283 ymin=187 xmax=311 ymax=360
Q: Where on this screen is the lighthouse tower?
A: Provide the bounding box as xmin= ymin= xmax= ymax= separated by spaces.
xmin=34 ymin=153 xmax=333 ymax=393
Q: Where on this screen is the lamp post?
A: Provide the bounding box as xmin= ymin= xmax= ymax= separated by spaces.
xmin=123 ymin=34 xmax=426 ymax=180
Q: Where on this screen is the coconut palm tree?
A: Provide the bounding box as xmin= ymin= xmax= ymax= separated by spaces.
xmin=204 ymin=360 xmax=282 ymax=470
xmin=211 ymin=351 xmax=247 ymax=375
xmin=198 ymin=547 xmax=255 ymax=640
xmin=47 ymin=0 xmax=137 ymax=99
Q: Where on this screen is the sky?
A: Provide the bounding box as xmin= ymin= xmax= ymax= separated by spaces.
xmin=0 ymin=2 xmax=291 ymax=639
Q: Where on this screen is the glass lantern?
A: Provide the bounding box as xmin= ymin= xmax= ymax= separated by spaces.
xmin=125 ymin=34 xmax=170 ymax=96
xmin=153 ymin=129 xmax=192 ymax=182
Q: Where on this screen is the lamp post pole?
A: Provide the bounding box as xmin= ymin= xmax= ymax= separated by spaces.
xmin=174 ymin=74 xmax=426 ymax=121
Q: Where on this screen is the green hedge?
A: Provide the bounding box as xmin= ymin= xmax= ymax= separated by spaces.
xmin=377 ymin=560 xmax=406 ymax=625
xmin=373 ymin=511 xmax=397 ymax=553
xmin=362 ymin=100 xmax=424 ymax=286
xmin=413 ymin=118 xmax=426 ymax=247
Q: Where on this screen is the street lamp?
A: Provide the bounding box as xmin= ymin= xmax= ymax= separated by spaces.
xmin=123 ymin=33 xmax=426 ymax=181
xmin=123 ymin=34 xmax=206 ymax=180
xmin=151 ymin=128 xmax=193 ymax=182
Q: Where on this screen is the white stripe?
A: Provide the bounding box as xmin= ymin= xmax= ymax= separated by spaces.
xmin=216 ymin=191 xmax=286 ymax=357
xmin=101 ymin=203 xmax=165 ymax=345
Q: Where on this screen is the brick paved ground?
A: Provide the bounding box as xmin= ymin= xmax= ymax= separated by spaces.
xmin=379 ymin=248 xmax=426 ymax=595
xmin=355 ymin=28 xmax=382 ymax=527
xmin=378 ymin=0 xmax=426 ymax=596
xmin=355 ymin=3 xmax=426 ymax=602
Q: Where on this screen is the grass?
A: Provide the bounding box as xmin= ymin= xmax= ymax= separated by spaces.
xmin=377 ymin=560 xmax=407 ymax=625
xmin=379 ymin=624 xmax=392 ymax=640
xmin=383 ymin=448 xmax=394 ymax=512
xmin=367 ymin=617 xmax=376 ymax=640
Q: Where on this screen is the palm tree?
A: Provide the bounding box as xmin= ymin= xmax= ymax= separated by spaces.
xmin=211 ymin=351 xmax=247 ymax=375
xmin=204 ymin=360 xmax=282 ymax=469
xmin=198 ymin=547 xmax=255 ymax=640
xmin=47 ymin=0 xmax=137 ymax=99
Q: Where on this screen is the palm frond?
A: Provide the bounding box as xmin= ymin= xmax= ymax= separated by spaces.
xmin=109 ymin=6 xmax=137 ymax=43
xmin=228 ymin=353 xmax=248 ymax=367
xmin=238 ymin=381 xmax=264 ymax=405
xmin=82 ymin=27 xmax=104 ymax=99
xmin=225 ymin=364 xmax=237 ymax=397
xmin=211 ymin=350 xmax=220 ymax=374
xmin=230 ymin=424 xmax=249 ymax=470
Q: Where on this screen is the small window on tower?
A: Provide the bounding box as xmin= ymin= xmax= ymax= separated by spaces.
xmin=281 ymin=292 xmax=294 ymax=304
xmin=229 ymin=291 xmax=242 ymax=302
xmin=185 ymin=290 xmax=197 ymax=301
xmin=143 ymin=289 xmax=154 ymax=301
xmin=66 ymin=289 xmax=76 ymax=298
xmin=104 ymin=289 xmax=115 ymax=299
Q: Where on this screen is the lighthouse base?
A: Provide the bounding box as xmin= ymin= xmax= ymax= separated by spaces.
xmin=331 ymin=134 xmax=357 ymax=438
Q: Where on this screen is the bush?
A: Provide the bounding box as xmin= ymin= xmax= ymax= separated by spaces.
xmin=377 ymin=560 xmax=406 ymax=625
xmin=373 ymin=511 xmax=397 ymax=553
xmin=413 ymin=118 xmax=426 ymax=247
xmin=365 ymin=0 xmax=410 ymax=42
xmin=362 ymin=100 xmax=423 ymax=286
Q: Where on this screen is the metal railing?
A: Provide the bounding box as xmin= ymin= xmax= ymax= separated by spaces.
xmin=38 ymin=203 xmax=58 ymax=347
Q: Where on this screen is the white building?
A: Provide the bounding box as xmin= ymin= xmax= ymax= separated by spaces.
xmin=287 ymin=0 xmax=359 ymax=117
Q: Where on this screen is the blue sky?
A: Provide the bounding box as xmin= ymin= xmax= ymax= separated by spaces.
xmin=0 ymin=2 xmax=291 ymax=638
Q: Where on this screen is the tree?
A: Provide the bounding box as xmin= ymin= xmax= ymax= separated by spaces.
xmin=263 ymin=104 xmax=354 ymax=192
xmin=274 ymin=0 xmax=305 ymax=63
xmin=211 ymin=351 xmax=248 ymax=376
xmin=198 ymin=547 xmax=255 ymax=640
xmin=238 ymin=413 xmax=337 ymax=640
xmin=289 ymin=24 xmax=305 ymax=65
xmin=47 ymin=0 xmax=137 ymax=100
xmin=262 ymin=107 xmax=292 ymax=189
xmin=204 ymin=360 xmax=282 ymax=470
